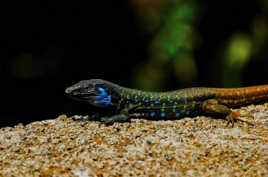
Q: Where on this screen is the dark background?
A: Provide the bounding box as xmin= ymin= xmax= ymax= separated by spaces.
xmin=0 ymin=0 xmax=267 ymax=127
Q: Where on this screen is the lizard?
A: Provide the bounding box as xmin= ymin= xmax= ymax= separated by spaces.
xmin=65 ymin=79 xmax=268 ymax=126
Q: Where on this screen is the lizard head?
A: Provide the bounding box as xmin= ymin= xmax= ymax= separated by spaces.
xmin=65 ymin=79 xmax=121 ymax=108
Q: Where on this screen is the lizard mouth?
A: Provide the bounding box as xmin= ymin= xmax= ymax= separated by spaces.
xmin=65 ymin=87 xmax=98 ymax=101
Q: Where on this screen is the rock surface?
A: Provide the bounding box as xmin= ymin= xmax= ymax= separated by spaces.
xmin=0 ymin=104 xmax=268 ymax=176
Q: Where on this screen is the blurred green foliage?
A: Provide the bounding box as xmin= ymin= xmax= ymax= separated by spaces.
xmin=131 ymin=0 xmax=268 ymax=89
xmin=222 ymin=15 xmax=268 ymax=87
xmin=132 ymin=0 xmax=199 ymax=90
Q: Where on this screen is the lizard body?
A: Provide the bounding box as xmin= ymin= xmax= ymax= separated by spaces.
xmin=65 ymin=79 xmax=268 ymax=126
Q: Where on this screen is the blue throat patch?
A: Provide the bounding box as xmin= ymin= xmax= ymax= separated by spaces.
xmin=92 ymin=87 xmax=112 ymax=106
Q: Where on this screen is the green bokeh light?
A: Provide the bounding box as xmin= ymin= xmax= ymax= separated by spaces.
xmin=223 ymin=33 xmax=253 ymax=87
xmin=226 ymin=34 xmax=252 ymax=69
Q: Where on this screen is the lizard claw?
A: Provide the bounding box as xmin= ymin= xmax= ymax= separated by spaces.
xmin=226 ymin=111 xmax=254 ymax=127
xmin=226 ymin=115 xmax=234 ymax=127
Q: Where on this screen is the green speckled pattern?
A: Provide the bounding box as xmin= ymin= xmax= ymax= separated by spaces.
xmin=119 ymin=87 xmax=216 ymax=119
xmin=118 ymin=84 xmax=268 ymax=119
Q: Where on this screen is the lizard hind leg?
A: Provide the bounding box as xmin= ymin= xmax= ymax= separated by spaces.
xmin=201 ymin=99 xmax=253 ymax=127
xmin=201 ymin=99 xmax=232 ymax=115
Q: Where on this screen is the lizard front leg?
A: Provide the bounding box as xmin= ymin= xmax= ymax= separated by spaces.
xmin=100 ymin=113 xmax=130 ymax=124
xmin=100 ymin=112 xmax=144 ymax=124
xmin=100 ymin=103 xmax=144 ymax=124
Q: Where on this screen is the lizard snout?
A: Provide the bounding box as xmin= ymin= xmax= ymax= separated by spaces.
xmin=65 ymin=88 xmax=71 ymax=94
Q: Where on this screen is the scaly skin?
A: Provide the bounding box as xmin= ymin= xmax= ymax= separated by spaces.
xmin=65 ymin=79 xmax=268 ymax=126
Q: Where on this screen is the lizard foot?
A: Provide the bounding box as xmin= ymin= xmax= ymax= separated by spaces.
xmin=226 ymin=111 xmax=254 ymax=127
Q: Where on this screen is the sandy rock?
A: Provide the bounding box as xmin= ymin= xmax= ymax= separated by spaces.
xmin=0 ymin=104 xmax=268 ymax=176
